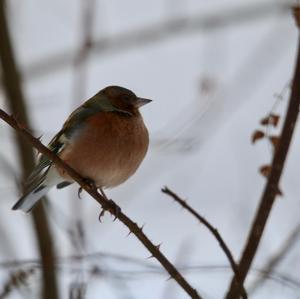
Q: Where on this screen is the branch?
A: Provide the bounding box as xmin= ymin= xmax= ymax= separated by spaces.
xmin=0 ymin=268 xmax=36 ymax=299
xmin=0 ymin=109 xmax=202 ymax=299
xmin=0 ymin=2 xmax=58 ymax=299
xmin=162 ymin=187 xmax=247 ymax=299
xmin=249 ymin=221 xmax=300 ymax=295
xmin=225 ymin=7 xmax=300 ymax=299
xmin=72 ymin=0 xmax=95 ymax=104
xmin=1 ymin=252 xmax=300 ymax=292
xmin=12 ymin=2 xmax=288 ymax=83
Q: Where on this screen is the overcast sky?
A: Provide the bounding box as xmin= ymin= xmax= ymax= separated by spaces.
xmin=0 ymin=1 xmax=299 ymax=298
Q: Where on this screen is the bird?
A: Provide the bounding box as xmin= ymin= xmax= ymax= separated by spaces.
xmin=12 ymin=85 xmax=151 ymax=212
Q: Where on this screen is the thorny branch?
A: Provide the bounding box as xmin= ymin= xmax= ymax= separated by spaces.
xmin=162 ymin=187 xmax=247 ymax=299
xmin=0 ymin=109 xmax=202 ymax=299
xmin=225 ymin=7 xmax=300 ymax=299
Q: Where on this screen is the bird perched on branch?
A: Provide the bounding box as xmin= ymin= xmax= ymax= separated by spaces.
xmin=12 ymin=86 xmax=151 ymax=212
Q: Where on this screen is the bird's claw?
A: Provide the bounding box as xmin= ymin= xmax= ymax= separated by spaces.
xmin=77 ymin=178 xmax=96 ymax=199
xmin=82 ymin=178 xmax=96 ymax=188
xmin=78 ymin=187 xmax=83 ymax=199
xmin=98 ymin=209 xmax=106 ymax=222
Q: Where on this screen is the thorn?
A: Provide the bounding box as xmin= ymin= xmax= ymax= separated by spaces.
xmin=126 ymin=231 xmax=133 ymax=237
xmin=146 ymin=255 xmax=154 ymax=259
xmin=155 ymin=243 xmax=162 ymax=251
xmin=140 ymin=224 xmax=146 ymax=231
xmin=107 ymin=200 xmax=121 ymax=221
xmin=276 ymin=186 xmax=284 ymax=197
xmin=166 ymin=276 xmax=172 ymax=281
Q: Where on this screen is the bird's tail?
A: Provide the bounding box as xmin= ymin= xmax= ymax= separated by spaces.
xmin=12 ymin=184 xmax=51 ymax=213
xmin=12 ymin=166 xmax=65 ymax=213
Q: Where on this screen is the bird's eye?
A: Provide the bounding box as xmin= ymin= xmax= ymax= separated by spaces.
xmin=122 ymin=95 xmax=131 ymax=103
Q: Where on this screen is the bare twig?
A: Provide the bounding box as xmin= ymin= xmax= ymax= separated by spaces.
xmin=69 ymin=279 xmax=87 ymax=299
xmin=225 ymin=8 xmax=300 ymax=299
xmin=249 ymin=222 xmax=300 ymax=295
xmin=0 ymin=251 xmax=157 ymax=270
xmin=0 ymin=109 xmax=202 ymax=299
xmin=0 ymin=268 xmax=36 ymax=299
xmin=72 ymin=0 xmax=95 ymax=104
xmin=162 ymin=187 xmax=247 ymax=299
xmin=0 ymin=2 xmax=58 ymax=299
xmin=0 ymin=252 xmax=300 ymax=293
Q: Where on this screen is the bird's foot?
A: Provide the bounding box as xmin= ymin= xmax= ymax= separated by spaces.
xmin=77 ymin=178 xmax=96 ymax=199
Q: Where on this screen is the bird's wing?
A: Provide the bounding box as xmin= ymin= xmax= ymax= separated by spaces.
xmin=25 ymin=131 xmax=66 ymax=188
xmin=25 ymin=95 xmax=130 ymax=187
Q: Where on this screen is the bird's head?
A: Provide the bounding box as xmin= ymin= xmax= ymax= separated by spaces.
xmin=102 ymin=86 xmax=152 ymax=116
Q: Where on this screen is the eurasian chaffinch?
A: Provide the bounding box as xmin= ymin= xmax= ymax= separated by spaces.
xmin=12 ymin=86 xmax=151 ymax=212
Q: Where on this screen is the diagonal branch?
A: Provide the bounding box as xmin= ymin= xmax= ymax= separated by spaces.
xmin=0 ymin=108 xmax=202 ymax=299
xmin=162 ymin=187 xmax=247 ymax=299
xmin=225 ymin=7 xmax=300 ymax=299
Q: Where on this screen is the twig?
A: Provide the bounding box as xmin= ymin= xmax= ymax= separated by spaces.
xmin=162 ymin=187 xmax=247 ymax=299
xmin=72 ymin=0 xmax=95 ymax=104
xmin=0 ymin=268 xmax=36 ymax=299
xmin=225 ymin=8 xmax=300 ymax=299
xmin=0 ymin=109 xmax=202 ymax=299
xmin=0 ymin=2 xmax=58 ymax=299
xmin=0 ymin=251 xmax=157 ymax=270
xmin=0 ymin=253 xmax=300 ymax=293
xmin=69 ymin=279 xmax=87 ymax=299
xmin=249 ymin=222 xmax=300 ymax=295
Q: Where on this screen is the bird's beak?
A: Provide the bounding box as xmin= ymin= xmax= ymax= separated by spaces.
xmin=135 ymin=97 xmax=152 ymax=108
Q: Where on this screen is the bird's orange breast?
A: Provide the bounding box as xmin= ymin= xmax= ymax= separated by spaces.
xmin=57 ymin=111 xmax=149 ymax=188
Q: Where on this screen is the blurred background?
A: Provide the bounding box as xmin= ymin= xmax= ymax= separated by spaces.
xmin=0 ymin=0 xmax=300 ymax=298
